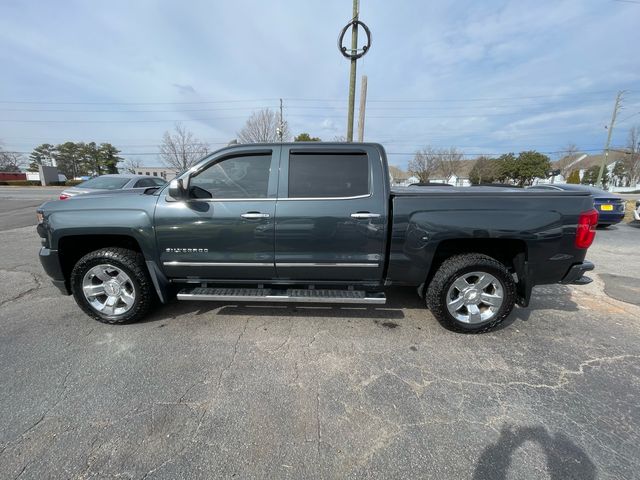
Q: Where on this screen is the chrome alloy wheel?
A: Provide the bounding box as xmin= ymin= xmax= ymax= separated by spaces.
xmin=445 ymin=271 xmax=504 ymax=324
xmin=82 ymin=264 xmax=136 ymax=316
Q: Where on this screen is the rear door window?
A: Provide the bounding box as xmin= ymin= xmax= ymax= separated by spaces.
xmin=288 ymin=152 xmax=369 ymax=198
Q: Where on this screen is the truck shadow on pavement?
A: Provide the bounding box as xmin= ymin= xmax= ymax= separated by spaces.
xmin=146 ymin=287 xmax=424 ymax=322
xmin=500 ymin=284 xmax=580 ymax=330
xmin=145 ymin=284 xmax=580 ymax=327
xmin=473 ymin=424 xmax=596 ymax=480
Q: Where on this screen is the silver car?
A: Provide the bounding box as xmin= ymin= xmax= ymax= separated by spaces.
xmin=634 ymin=200 xmax=640 ymax=221
xmin=59 ymin=174 xmax=167 ymax=200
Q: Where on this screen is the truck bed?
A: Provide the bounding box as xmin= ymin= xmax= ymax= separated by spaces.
xmin=387 ymin=185 xmax=594 ymax=288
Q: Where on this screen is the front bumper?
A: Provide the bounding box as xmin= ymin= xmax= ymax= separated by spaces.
xmin=560 ymin=261 xmax=595 ymax=285
xmin=39 ymin=247 xmax=71 ymax=295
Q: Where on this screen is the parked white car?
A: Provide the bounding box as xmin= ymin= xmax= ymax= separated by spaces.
xmin=634 ymin=200 xmax=640 ymax=221
xmin=59 ymin=174 xmax=166 ymax=200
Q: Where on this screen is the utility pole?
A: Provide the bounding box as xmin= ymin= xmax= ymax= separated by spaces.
xmin=278 ymin=98 xmax=284 ymax=142
xmin=357 ymin=75 xmax=368 ymax=142
xmin=346 ymin=0 xmax=359 ymax=142
xmin=338 ymin=0 xmax=370 ymax=141
xmin=596 ymin=91 xmax=624 ymax=187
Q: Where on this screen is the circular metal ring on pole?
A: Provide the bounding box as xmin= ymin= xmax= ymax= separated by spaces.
xmin=337 ymin=20 xmax=372 ymax=60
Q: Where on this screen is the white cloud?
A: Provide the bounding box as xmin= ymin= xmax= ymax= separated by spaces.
xmin=0 ymin=0 xmax=638 ymax=167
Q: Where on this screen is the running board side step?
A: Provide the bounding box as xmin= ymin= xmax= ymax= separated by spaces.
xmin=177 ymin=287 xmax=386 ymax=305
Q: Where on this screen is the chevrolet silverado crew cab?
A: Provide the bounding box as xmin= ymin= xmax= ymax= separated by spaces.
xmin=36 ymin=143 xmax=598 ymax=333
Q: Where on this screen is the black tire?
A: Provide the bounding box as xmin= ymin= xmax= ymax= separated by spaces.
xmin=70 ymin=247 xmax=156 ymax=324
xmin=425 ymin=253 xmax=516 ymax=333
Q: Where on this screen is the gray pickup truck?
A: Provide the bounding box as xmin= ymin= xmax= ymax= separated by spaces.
xmin=37 ymin=143 xmax=597 ymax=332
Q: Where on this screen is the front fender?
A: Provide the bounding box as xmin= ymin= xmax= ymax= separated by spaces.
xmin=47 ymin=209 xmax=156 ymax=261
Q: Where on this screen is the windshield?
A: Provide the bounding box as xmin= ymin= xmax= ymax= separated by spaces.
xmin=77 ymin=177 xmax=130 ymax=190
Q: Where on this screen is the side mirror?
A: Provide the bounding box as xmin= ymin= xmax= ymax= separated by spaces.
xmin=168 ymin=176 xmax=189 ymax=200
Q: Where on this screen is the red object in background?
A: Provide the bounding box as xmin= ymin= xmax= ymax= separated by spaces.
xmin=0 ymin=172 xmax=27 ymax=181
xmin=575 ymin=209 xmax=599 ymax=249
xmin=59 ymin=194 xmax=70 ymax=200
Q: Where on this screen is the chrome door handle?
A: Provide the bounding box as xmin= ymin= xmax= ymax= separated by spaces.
xmin=350 ymin=212 xmax=381 ymax=219
xmin=241 ymin=212 xmax=270 ymax=219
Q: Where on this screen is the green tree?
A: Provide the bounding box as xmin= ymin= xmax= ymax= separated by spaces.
xmin=54 ymin=142 xmax=83 ymax=179
xmin=611 ymin=161 xmax=628 ymax=187
xmin=513 ymin=151 xmax=551 ymax=186
xmin=28 ymin=143 xmax=56 ymax=172
xmin=98 ymin=143 xmax=122 ymax=174
xmin=294 ymin=132 xmax=321 ymax=142
xmin=494 ymin=153 xmax=517 ymax=183
xmin=469 ymin=156 xmax=498 ymax=184
xmin=566 ymin=169 xmax=581 ymax=184
xmin=581 ymin=165 xmax=608 ymax=186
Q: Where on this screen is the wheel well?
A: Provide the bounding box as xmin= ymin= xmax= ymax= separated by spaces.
xmin=426 ymin=238 xmax=527 ymax=288
xmin=58 ymin=235 xmax=143 ymax=284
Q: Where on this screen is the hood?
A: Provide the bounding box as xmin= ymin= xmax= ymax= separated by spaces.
xmin=40 ymin=189 xmax=161 ymax=213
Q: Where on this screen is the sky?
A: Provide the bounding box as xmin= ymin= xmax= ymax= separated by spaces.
xmin=0 ymin=0 xmax=639 ymax=170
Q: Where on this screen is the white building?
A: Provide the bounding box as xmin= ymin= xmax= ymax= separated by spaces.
xmin=132 ymin=166 xmax=178 ymax=180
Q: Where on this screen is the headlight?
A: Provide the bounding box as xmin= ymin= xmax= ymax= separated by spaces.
xmin=36 ymin=211 xmax=44 ymax=224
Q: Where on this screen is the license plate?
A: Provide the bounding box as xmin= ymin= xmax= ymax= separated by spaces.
xmin=600 ymin=204 xmax=613 ymax=211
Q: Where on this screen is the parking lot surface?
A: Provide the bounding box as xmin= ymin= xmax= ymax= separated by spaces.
xmin=0 ymin=189 xmax=639 ymax=479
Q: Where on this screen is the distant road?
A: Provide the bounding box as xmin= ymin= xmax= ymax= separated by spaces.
xmin=0 ymin=186 xmax=64 ymax=201
xmin=0 ymin=187 xmax=64 ymax=231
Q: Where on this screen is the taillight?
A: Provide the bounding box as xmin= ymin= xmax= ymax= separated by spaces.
xmin=575 ymin=209 xmax=598 ymax=249
xmin=59 ymin=194 xmax=69 ymax=200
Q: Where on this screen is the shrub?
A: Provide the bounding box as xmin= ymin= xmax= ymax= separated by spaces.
xmin=0 ymin=180 xmax=42 ymax=186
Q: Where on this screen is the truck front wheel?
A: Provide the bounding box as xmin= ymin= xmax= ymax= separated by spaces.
xmin=70 ymin=247 xmax=155 ymax=324
xmin=426 ymin=253 xmax=516 ymax=333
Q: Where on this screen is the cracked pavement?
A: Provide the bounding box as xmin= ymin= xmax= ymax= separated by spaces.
xmin=0 ymin=195 xmax=639 ymax=479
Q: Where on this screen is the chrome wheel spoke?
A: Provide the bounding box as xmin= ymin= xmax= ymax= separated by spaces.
xmin=452 ymin=278 xmax=470 ymax=292
xmin=467 ymin=304 xmax=482 ymax=323
xmin=94 ymin=268 xmax=112 ymax=282
xmin=120 ymin=291 xmax=135 ymax=307
xmin=83 ymin=284 xmax=105 ymax=297
xmin=448 ymin=296 xmax=465 ymax=311
xmin=480 ymin=292 xmax=502 ymax=306
xmin=115 ymin=272 xmax=129 ymax=285
xmin=104 ymin=295 xmax=118 ymax=314
xmin=475 ymin=274 xmax=492 ymax=290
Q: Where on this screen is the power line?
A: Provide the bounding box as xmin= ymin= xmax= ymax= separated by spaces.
xmin=0 ymin=89 xmax=632 ymax=106
xmin=0 ymin=98 xmax=280 ymax=106
xmin=0 ymin=110 xmax=612 ymax=122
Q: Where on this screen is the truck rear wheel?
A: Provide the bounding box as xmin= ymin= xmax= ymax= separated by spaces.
xmin=426 ymin=253 xmax=516 ymax=333
xmin=70 ymin=247 xmax=155 ymax=324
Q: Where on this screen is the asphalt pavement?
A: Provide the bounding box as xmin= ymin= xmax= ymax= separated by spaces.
xmin=0 ymin=187 xmax=64 ymax=231
xmin=0 ymin=189 xmax=639 ymax=479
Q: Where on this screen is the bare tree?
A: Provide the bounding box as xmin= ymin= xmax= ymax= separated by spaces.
xmin=159 ymin=124 xmax=209 ymax=171
xmin=436 ymin=147 xmax=464 ymax=181
xmin=237 ymin=109 xmax=289 ymax=143
xmin=556 ymin=143 xmax=580 ymax=179
xmin=408 ymin=147 xmax=441 ymax=182
xmin=0 ymin=142 xmax=24 ymax=172
xmin=122 ymin=157 xmax=143 ymax=174
xmin=388 ymin=165 xmax=409 ymax=185
xmin=624 ymin=126 xmax=640 ymax=187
